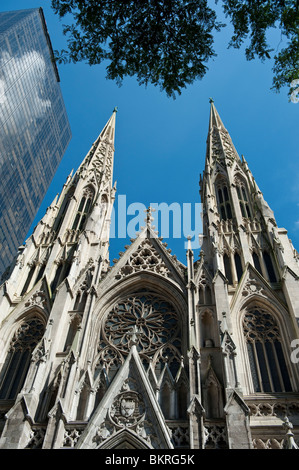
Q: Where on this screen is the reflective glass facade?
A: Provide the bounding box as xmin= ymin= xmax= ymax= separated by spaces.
xmin=0 ymin=8 xmax=71 ymax=277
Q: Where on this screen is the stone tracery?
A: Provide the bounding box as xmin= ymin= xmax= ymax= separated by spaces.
xmin=95 ymin=291 xmax=183 ymax=382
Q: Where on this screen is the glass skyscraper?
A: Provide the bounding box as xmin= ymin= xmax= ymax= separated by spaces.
xmin=0 ymin=8 xmax=71 ymax=277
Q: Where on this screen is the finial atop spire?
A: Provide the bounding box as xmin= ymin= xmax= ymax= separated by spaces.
xmin=144 ymin=206 xmax=155 ymax=227
xmin=209 ymin=97 xmax=214 ymax=104
xmin=113 ymin=106 xmax=118 ymax=113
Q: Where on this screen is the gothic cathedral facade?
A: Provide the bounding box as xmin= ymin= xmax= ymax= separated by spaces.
xmin=0 ymin=103 xmax=299 ymax=449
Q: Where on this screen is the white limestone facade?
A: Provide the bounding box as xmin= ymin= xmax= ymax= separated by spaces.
xmin=0 ymin=104 xmax=298 ymax=449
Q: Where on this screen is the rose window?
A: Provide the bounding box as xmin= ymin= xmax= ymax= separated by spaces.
xmin=102 ymin=293 xmax=179 ymax=356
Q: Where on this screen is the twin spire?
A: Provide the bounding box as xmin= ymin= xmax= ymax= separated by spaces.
xmin=206 ymin=98 xmax=241 ymax=166
xmin=76 ymin=107 xmax=118 ymax=187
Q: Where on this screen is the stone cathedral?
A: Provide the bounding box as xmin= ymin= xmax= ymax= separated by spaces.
xmin=0 ymin=102 xmax=299 ymax=450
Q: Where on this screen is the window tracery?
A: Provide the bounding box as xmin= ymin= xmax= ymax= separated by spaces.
xmin=262 ymin=251 xmax=277 ymax=283
xmin=95 ymin=291 xmax=182 ymax=382
xmin=0 ymin=317 xmax=45 ymax=399
xmin=243 ymin=307 xmax=292 ymax=393
xmin=215 ymin=178 xmax=232 ymax=221
xmin=72 ymin=186 xmax=94 ymax=231
xmin=234 ymin=175 xmax=252 ymax=219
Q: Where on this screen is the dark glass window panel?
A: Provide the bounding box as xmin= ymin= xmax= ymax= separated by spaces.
xmin=35 ymin=264 xmax=45 ymax=284
xmin=218 ymin=188 xmax=223 ymax=203
xmin=78 ymin=197 xmax=86 ymax=212
xmin=205 ymin=286 xmax=212 ymax=304
xmin=252 ymin=253 xmax=262 ymax=274
xmin=242 ymin=187 xmax=248 ymax=201
xmin=224 ymin=254 xmax=233 ymax=284
xmin=263 ymin=252 xmax=277 ymax=282
xmin=72 ymin=213 xmax=80 ymax=230
xmin=0 ymin=351 xmax=20 ymax=399
xmin=223 ymin=186 xmax=229 ymax=201
xmin=265 ymin=341 xmax=282 ymax=392
xmin=21 ymin=265 xmax=36 ymax=296
xmin=246 ymin=204 xmax=251 ymax=218
xmin=240 ymin=202 xmax=246 ymax=217
xmin=79 ymin=215 xmax=86 ymax=231
xmin=85 ymin=198 xmax=92 ymax=214
xmin=169 ymin=357 xmax=180 ymax=377
xmin=221 ymin=206 xmax=226 ymax=221
xmin=247 ymin=343 xmax=260 ymax=392
xmin=234 ymin=253 xmax=243 ymax=282
xmin=256 ymin=341 xmax=271 ymax=392
xmin=51 ymin=264 xmax=63 ymax=293
xmin=0 ymin=318 xmax=44 ymax=400
xmin=226 ymin=203 xmax=232 ymax=219
xmin=9 ymin=349 xmax=30 ymax=399
xmin=275 ymin=341 xmax=292 ymax=391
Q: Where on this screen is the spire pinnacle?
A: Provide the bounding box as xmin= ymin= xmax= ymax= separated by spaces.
xmin=206 ymin=100 xmax=240 ymax=164
xmin=144 ymin=206 xmax=155 ymax=228
xmin=208 ymin=99 xmax=225 ymax=131
xmin=76 ymin=109 xmax=117 ymax=186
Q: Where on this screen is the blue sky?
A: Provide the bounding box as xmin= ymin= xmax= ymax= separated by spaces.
xmin=1 ymin=0 xmax=299 ymax=265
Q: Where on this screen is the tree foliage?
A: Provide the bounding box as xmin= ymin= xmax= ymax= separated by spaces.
xmin=51 ymin=0 xmax=299 ymax=98
xmin=221 ymin=0 xmax=299 ymax=96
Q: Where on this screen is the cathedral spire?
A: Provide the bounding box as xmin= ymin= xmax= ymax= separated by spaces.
xmin=76 ymin=107 xmax=117 ymax=189
xmin=208 ymin=98 xmax=225 ymax=132
xmin=206 ymin=99 xmax=240 ymax=168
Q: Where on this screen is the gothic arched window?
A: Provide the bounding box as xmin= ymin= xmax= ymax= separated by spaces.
xmin=96 ymin=291 xmax=182 ymax=382
xmin=21 ymin=265 xmax=36 ymax=296
xmin=72 ymin=187 xmax=94 ymax=231
xmin=234 ymin=252 xmax=243 ymax=282
xmin=243 ymin=308 xmax=292 ymax=393
xmin=223 ymin=254 xmax=233 ymax=284
xmin=252 ymin=252 xmax=262 ymax=275
xmin=216 ymin=184 xmax=232 ymax=221
xmin=0 ymin=317 xmax=45 ymax=400
xmin=263 ymin=251 xmax=277 ymax=283
xmin=93 ymin=290 xmax=185 ymax=421
xmin=236 ymin=182 xmax=251 ymax=218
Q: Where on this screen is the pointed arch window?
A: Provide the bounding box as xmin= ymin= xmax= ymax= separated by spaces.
xmin=72 ymin=187 xmax=94 ymax=231
xmin=21 ymin=264 xmax=36 ymax=296
xmin=64 ymin=314 xmax=81 ymax=352
xmin=234 ymin=252 xmax=243 ymax=282
xmin=160 ymin=382 xmax=171 ymax=419
xmin=35 ymin=264 xmax=45 ymax=284
xmin=243 ymin=308 xmax=292 ymax=393
xmin=236 ymin=183 xmax=251 ymax=218
xmin=96 ymin=290 xmax=184 ymax=415
xmin=252 ymin=252 xmax=262 ymax=275
xmin=50 ymin=246 xmax=75 ymax=294
xmin=223 ymin=254 xmax=233 ymax=284
xmin=263 ymin=251 xmax=277 ymax=283
xmin=217 ymin=184 xmax=232 ymax=221
xmin=0 ymin=317 xmax=45 ymax=400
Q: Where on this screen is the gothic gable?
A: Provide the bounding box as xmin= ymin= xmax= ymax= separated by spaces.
xmin=5 ymin=277 xmax=52 ymax=325
xmin=230 ymin=263 xmax=288 ymax=314
xmin=76 ymin=346 xmax=173 ymax=449
xmin=100 ymin=226 xmax=186 ymax=290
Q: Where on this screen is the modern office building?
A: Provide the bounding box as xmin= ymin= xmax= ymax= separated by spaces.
xmin=0 ymin=8 xmax=71 ymax=277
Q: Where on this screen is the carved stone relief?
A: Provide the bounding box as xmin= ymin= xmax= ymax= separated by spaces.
xmin=92 ymin=380 xmax=158 ymax=448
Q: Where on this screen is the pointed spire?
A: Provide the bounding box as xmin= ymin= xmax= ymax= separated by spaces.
xmin=76 ymin=108 xmax=117 ymax=187
xmin=208 ymin=98 xmax=226 ymax=132
xmin=97 ymin=106 xmax=117 ymax=145
xmin=206 ymin=99 xmax=240 ymax=165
